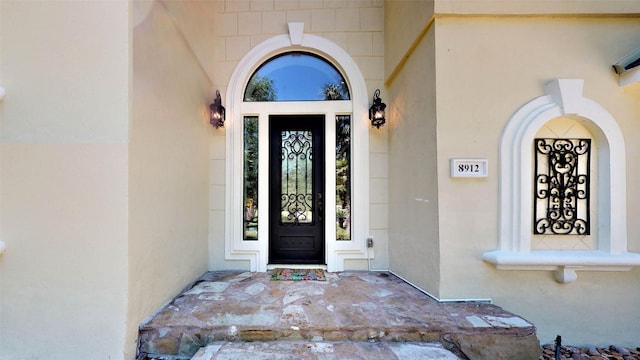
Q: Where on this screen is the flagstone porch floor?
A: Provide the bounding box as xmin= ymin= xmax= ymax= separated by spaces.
xmin=137 ymin=271 xmax=541 ymax=360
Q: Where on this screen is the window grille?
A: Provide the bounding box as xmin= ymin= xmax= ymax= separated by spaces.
xmin=533 ymin=138 xmax=591 ymax=235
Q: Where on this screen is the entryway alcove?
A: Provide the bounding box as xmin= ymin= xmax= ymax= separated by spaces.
xmin=220 ymin=23 xmax=371 ymax=272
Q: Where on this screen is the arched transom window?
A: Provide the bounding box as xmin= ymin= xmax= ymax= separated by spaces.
xmin=244 ymin=52 xmax=350 ymax=102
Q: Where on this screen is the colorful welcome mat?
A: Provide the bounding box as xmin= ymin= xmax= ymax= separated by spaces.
xmin=270 ymin=268 xmax=326 ymax=281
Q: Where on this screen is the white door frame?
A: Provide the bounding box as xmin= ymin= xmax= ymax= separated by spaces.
xmin=223 ymin=23 xmax=370 ymax=272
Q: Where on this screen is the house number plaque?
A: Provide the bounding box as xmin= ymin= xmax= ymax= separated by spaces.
xmin=450 ymin=158 xmax=488 ymax=178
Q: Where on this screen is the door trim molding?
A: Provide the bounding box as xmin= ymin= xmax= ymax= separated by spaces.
xmin=223 ymin=23 xmax=370 ymax=272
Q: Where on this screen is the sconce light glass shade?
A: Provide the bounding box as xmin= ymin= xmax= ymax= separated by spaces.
xmin=369 ymin=89 xmax=386 ymax=129
xmin=210 ymin=90 xmax=226 ymax=128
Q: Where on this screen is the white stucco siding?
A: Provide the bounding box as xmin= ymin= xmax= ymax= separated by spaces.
xmin=434 ymin=17 xmax=640 ymax=346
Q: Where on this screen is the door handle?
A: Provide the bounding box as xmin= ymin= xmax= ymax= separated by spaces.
xmin=317 ymin=193 xmax=323 ymax=222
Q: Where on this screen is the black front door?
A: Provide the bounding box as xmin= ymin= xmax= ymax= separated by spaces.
xmin=269 ymin=115 xmax=325 ymax=264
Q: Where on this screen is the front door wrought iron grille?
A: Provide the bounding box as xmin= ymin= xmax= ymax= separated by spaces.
xmin=269 ymin=115 xmax=325 ymax=264
xmin=533 ymin=138 xmax=591 ymax=235
xmin=280 ymin=129 xmax=314 ymax=224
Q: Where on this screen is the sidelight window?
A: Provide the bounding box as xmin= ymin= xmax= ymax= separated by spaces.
xmin=336 ymin=115 xmax=351 ymax=240
xmin=243 ymin=116 xmax=259 ymax=240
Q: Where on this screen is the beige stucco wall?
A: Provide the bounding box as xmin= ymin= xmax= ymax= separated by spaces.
xmin=127 ymin=1 xmax=211 ymax=357
xmin=0 ymin=1 xmax=130 ymax=358
xmin=386 ymin=26 xmax=441 ymax=295
xmin=1 ymin=1 xmax=214 ymax=358
xmin=3 ymin=0 xmax=637 ymax=356
xmin=208 ymin=0 xmax=388 ymax=271
xmin=434 ymin=0 xmax=640 ymax=15
xmin=385 ymin=0 xmax=640 ymax=346
xmin=384 ymin=0 xmax=434 ymax=81
xmin=434 ymin=17 xmax=640 ymax=345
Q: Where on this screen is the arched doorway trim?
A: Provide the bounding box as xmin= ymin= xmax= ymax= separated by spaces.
xmin=224 ymin=23 xmax=370 ymax=272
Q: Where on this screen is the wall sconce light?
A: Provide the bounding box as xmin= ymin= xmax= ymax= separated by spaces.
xmin=369 ymin=89 xmax=386 ymax=129
xmin=210 ymin=90 xmax=225 ymax=128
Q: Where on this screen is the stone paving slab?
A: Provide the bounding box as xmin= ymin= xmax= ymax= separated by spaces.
xmin=190 ymin=341 xmax=460 ymax=360
xmin=137 ymin=271 xmax=540 ymax=360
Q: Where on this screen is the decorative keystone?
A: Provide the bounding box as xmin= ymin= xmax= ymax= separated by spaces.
xmin=288 ymin=22 xmax=304 ymax=45
xmin=544 ymin=79 xmax=584 ymax=114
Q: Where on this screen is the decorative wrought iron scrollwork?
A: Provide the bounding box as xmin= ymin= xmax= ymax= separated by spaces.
xmin=281 ymin=130 xmax=313 ymax=224
xmin=534 ymin=138 xmax=591 ymax=235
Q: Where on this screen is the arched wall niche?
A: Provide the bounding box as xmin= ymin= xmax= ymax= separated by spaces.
xmin=483 ymin=78 xmax=640 ymax=283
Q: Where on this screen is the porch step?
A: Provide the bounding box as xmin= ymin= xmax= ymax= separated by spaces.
xmin=189 ymin=340 xmax=460 ymax=360
xmin=137 ymin=271 xmax=541 ymax=360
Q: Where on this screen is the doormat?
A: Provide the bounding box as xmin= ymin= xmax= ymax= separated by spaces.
xmin=270 ymin=268 xmax=326 ymax=281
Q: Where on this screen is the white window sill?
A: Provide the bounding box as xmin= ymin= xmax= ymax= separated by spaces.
xmin=483 ymin=250 xmax=640 ymax=283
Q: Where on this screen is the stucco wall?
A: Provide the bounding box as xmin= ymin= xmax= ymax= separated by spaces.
xmin=384 ymin=0 xmax=434 ymax=80
xmin=0 ymin=1 xmax=130 ymax=358
xmin=385 ymin=22 xmax=440 ymax=295
xmin=128 ymin=1 xmax=211 ymax=357
xmin=0 ymin=1 xmax=214 ymax=358
xmin=208 ymin=0 xmax=388 ymax=271
xmin=434 ymin=17 xmax=640 ymax=346
xmin=434 ymin=0 xmax=640 ymax=15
